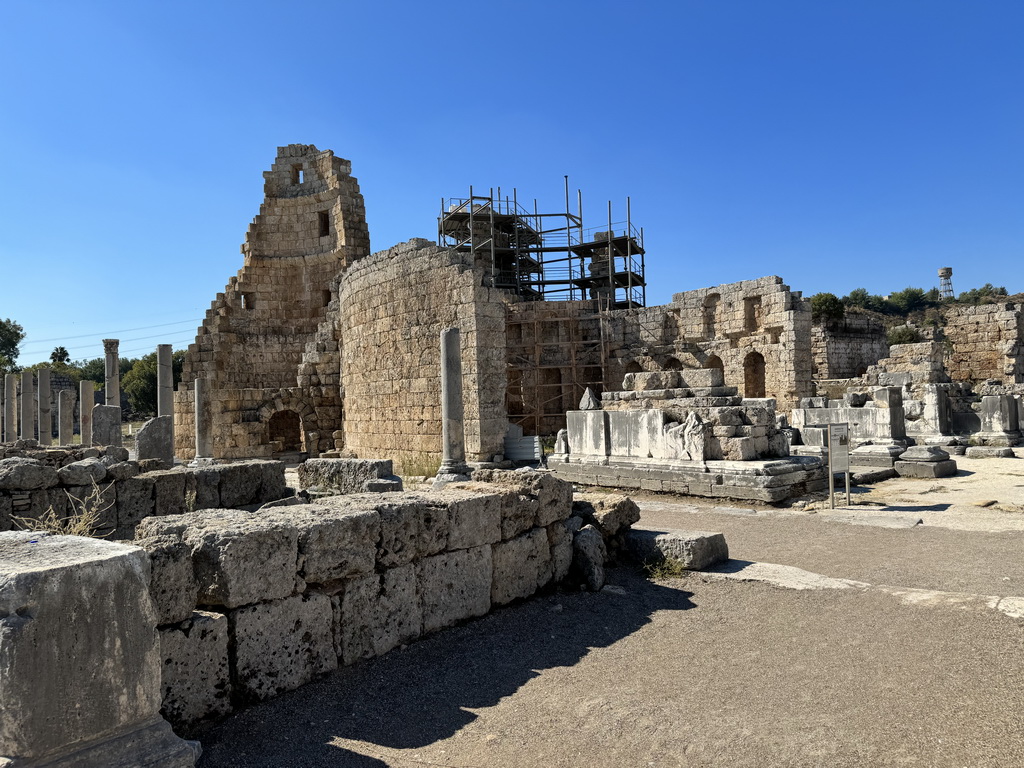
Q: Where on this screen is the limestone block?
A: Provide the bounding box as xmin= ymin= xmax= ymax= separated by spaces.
xmin=0 ymin=458 xmax=57 ymax=491
xmin=92 ymin=404 xmax=122 ymax=447
xmin=416 ymin=545 xmax=492 ymax=633
xmin=106 ymin=461 xmax=140 ymax=481
xmin=297 ymin=458 xmax=394 ymax=493
xmin=491 ymin=527 xmax=552 ymax=605
xmin=894 ymin=459 xmax=958 ymax=478
xmin=169 ymin=510 xmax=299 ymax=608
xmin=136 ymin=535 xmax=198 ymax=626
xmin=373 ymin=499 xmax=420 ymax=568
xmin=230 ymin=593 xmax=336 ymax=702
xmin=572 ymin=525 xmax=607 ymax=591
xmin=900 ymin=445 xmax=950 ymax=462
xmin=965 ymin=446 xmax=1016 ymax=459
xmin=117 ymin=476 xmax=156 ymax=531
xmin=266 ymin=504 xmax=378 ymax=585
xmin=185 ymin=468 xmax=220 ymax=510
xmin=159 ymin=610 xmax=231 ymax=727
xmin=547 ymin=520 xmax=572 ymax=583
xmin=137 ymin=416 xmax=174 ymax=466
xmin=572 ymin=494 xmax=641 ymax=537
xmin=215 ymin=461 xmax=270 ymax=508
xmin=56 ymin=457 xmax=107 ymax=486
xmin=470 ymin=469 xmax=573 ymax=529
xmin=336 ymin=564 xmax=421 ymax=664
xmin=441 ymin=488 xmax=502 ymax=550
xmin=626 ymin=529 xmax=729 ymax=570
xmin=0 ymin=532 xmax=196 ymax=766
xmin=147 ymin=470 xmax=187 ymax=517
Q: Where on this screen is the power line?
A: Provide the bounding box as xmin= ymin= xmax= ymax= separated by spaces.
xmin=21 ymin=318 xmax=203 ymax=346
xmin=21 ymin=327 xmax=202 ymax=355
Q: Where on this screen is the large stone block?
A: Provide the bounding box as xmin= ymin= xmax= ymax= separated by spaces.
xmin=626 ymin=529 xmax=729 ymax=570
xmin=572 ymin=494 xmax=641 ymax=537
xmin=147 ymin=470 xmax=187 ymax=517
xmin=117 ymin=476 xmax=156 ymax=531
xmin=572 ymin=526 xmax=607 ymax=591
xmin=0 ymin=458 xmax=57 ymax=491
xmin=416 ymin=545 xmax=492 ymax=633
xmin=136 ymin=535 xmax=198 ymax=626
xmin=336 ymin=564 xmax=421 ymax=664
xmin=56 ymin=458 xmax=107 ymax=487
xmin=894 ymin=459 xmax=958 ymax=478
xmin=184 ymin=468 xmax=219 ymax=510
xmin=297 ymin=458 xmax=398 ymax=493
xmin=91 ymin=404 xmax=122 ymax=447
xmin=0 ymin=532 xmax=196 ymax=766
xmin=139 ymin=510 xmax=298 ymax=609
xmin=229 ymin=593 xmax=336 ymax=702
xmin=491 ymin=527 xmax=552 ymax=605
xmin=159 ymin=610 xmax=231 ymax=728
xmin=547 ymin=520 xmax=573 ymax=583
xmin=441 ymin=488 xmax=502 ymax=550
xmin=137 ymin=416 xmax=174 ymax=466
xmin=216 ymin=462 xmax=265 ymax=508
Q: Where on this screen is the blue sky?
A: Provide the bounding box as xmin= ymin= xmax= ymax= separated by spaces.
xmin=1 ymin=1 xmax=1021 ymax=366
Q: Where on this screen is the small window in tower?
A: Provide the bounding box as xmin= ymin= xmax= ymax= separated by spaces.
xmin=318 ymin=211 xmax=330 ymax=237
xmin=322 ymin=289 xmax=332 ymax=307
xmin=291 ymin=164 xmax=304 ymax=184
xmin=241 ymin=293 xmax=254 ymax=310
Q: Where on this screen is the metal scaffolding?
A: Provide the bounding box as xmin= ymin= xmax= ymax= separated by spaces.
xmin=438 ymin=180 xmax=646 ymax=309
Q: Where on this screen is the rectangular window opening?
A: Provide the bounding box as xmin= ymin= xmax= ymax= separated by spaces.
xmin=322 ymin=289 xmax=331 ymax=307
xmin=291 ymin=164 xmax=304 ymax=185
xmin=241 ymin=293 xmax=255 ymax=310
xmin=318 ymin=211 xmax=330 ymax=237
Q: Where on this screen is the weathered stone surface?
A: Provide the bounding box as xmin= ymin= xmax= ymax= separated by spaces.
xmin=374 ymin=499 xmax=422 ymax=568
xmin=138 ymin=510 xmax=299 ymax=609
xmin=106 ymin=460 xmax=140 ymax=481
xmin=0 ymin=457 xmax=57 ymax=491
xmin=217 ymin=461 xmax=266 ymax=508
xmin=965 ymin=446 xmax=1016 ymax=459
xmin=117 ymin=475 xmax=156 ymax=531
xmin=230 ymin=593 xmax=336 ymax=702
xmin=894 ymin=459 xmax=959 ymax=478
xmin=441 ymin=487 xmax=502 ymax=550
xmin=136 ymin=535 xmax=198 ymax=625
xmin=185 ymin=467 xmax=220 ymax=510
xmin=137 ymin=415 xmax=175 ymax=466
xmin=547 ymin=520 xmax=573 ymax=583
xmin=92 ymin=404 xmax=122 ymax=447
xmin=159 ymin=610 xmax=231 ymax=727
xmin=147 ymin=469 xmax=188 ymax=517
xmin=626 ymin=529 xmax=729 ymax=570
xmin=416 ymin=545 xmax=492 ymax=633
xmin=276 ymin=504 xmax=380 ymax=585
xmin=297 ymin=458 xmax=400 ymax=493
xmin=336 ymin=564 xmax=420 ymax=664
xmin=491 ymin=527 xmax=552 ymax=605
xmin=0 ymin=495 xmax=11 ymax=532
xmin=61 ymin=482 xmax=118 ymax=537
xmin=56 ymin=457 xmax=108 ymax=486
xmin=471 ymin=469 xmax=573 ymax=529
xmin=572 ymin=526 xmax=607 ymax=591
xmin=0 ymin=532 xmax=195 ymax=766
xmin=572 ymin=494 xmax=641 ymax=537
xmin=900 ymin=445 xmax=950 ymax=462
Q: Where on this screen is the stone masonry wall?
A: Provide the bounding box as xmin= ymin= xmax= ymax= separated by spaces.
xmin=942 ymin=303 xmax=1024 ymax=385
xmin=811 ymin=312 xmax=889 ymax=379
xmin=134 ymin=471 xmax=573 ymax=732
xmin=339 ymin=239 xmax=511 ymax=474
xmin=175 ymin=145 xmax=369 ymax=460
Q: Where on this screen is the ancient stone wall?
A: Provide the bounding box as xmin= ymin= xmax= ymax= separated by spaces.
xmin=339 ymin=239 xmax=510 ymax=474
xmin=942 ymin=303 xmax=1024 ymax=385
xmin=174 ymin=145 xmax=369 ymax=460
xmin=135 ymin=472 xmax=574 ymax=731
xmin=810 ymin=311 xmax=889 ymax=379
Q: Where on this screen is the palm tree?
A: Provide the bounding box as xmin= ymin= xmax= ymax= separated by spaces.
xmin=50 ymin=346 xmax=70 ymax=365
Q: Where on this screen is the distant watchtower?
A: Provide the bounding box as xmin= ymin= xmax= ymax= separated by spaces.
xmin=938 ymin=267 xmax=954 ymax=300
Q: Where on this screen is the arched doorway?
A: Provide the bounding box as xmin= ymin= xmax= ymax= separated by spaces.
xmin=268 ymin=410 xmax=303 ymax=452
xmin=624 ymin=360 xmax=643 ymax=375
xmin=743 ymin=351 xmax=766 ymax=398
xmin=703 ymin=354 xmax=724 ymax=373
xmin=662 ymin=357 xmax=682 ymax=371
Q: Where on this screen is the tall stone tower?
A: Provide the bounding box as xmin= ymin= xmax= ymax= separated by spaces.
xmin=174 ymin=145 xmax=370 ymax=459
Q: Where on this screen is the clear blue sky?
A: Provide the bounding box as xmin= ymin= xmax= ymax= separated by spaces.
xmin=2 ymin=1 xmax=1021 ymax=366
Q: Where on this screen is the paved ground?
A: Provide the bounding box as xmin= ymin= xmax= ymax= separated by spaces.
xmin=196 ymin=456 xmax=1024 ymax=768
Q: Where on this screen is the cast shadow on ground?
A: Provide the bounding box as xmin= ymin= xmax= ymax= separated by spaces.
xmin=195 ymin=567 xmax=694 ymax=767
xmin=878 ymin=502 xmax=951 ymax=512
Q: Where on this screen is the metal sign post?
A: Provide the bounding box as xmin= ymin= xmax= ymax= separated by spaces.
xmin=827 ymin=423 xmax=851 ymax=509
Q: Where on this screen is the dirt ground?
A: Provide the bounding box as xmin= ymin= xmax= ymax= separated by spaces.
xmin=196 ymin=455 xmax=1024 ymax=768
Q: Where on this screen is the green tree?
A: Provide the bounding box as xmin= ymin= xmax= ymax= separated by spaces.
xmin=843 ymin=288 xmax=871 ymax=308
xmin=810 ymin=292 xmax=845 ymax=323
xmin=74 ymin=357 xmax=106 ymax=385
xmin=957 ymin=283 xmax=1008 ymax=305
xmin=0 ymin=318 xmax=25 ymax=373
xmin=887 ymin=326 xmax=922 ymax=345
xmin=121 ymin=350 xmax=185 ymax=415
xmin=888 ymin=286 xmax=928 ymax=314
xmin=50 ymin=346 xmax=70 ymax=365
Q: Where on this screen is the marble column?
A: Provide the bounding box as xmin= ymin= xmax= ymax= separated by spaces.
xmin=432 ymin=327 xmax=470 ymax=488
xmin=80 ymin=380 xmax=94 ymax=446
xmin=194 ymin=378 xmax=213 ymax=460
xmin=37 ymin=368 xmax=51 ymax=446
xmin=2 ymin=374 xmax=14 ymax=442
xmin=103 ymin=339 xmax=120 ymax=407
xmin=58 ymin=389 xmax=75 ymax=445
xmin=157 ymin=344 xmax=175 ymax=458
xmin=19 ymin=371 xmax=34 ymax=440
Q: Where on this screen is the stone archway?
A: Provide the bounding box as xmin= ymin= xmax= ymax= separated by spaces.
xmin=743 ymin=351 xmax=766 ymax=398
xmin=268 ymin=410 xmax=303 ymax=452
xmin=624 ymin=360 xmax=643 ymax=375
xmin=663 ymin=357 xmax=682 ymax=371
xmin=704 ymin=354 xmax=724 ymax=373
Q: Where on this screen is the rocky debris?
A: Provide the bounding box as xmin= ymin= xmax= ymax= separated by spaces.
xmin=965 ymin=446 xmax=1016 ymax=459
xmin=571 ymin=526 xmax=608 ymax=591
xmin=56 ymin=457 xmax=107 ymax=486
xmin=0 ymin=457 xmax=58 ymax=491
xmin=626 ymin=529 xmax=729 ymax=571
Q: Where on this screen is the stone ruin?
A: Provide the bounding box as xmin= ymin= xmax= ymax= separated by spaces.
xmin=549 ymin=367 xmax=826 ymax=502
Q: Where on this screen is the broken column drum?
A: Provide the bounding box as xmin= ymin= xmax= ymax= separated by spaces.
xmin=103 ymin=338 xmax=120 ymax=407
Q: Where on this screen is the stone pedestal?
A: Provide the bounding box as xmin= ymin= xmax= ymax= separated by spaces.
xmin=103 ymin=339 xmax=120 ymax=408
xmin=0 ymin=532 xmax=197 ymax=767
xmin=3 ymin=374 xmax=15 ymax=443
xmin=432 ymin=328 xmax=470 ymax=489
xmin=58 ymin=390 xmax=75 ymax=446
xmin=18 ymin=372 xmax=33 ymax=441
xmin=36 ymin=369 xmax=51 ymax=447
xmin=157 ymin=344 xmax=175 ymax=461
xmin=79 ymin=381 xmax=94 ymax=447
xmin=92 ymin=405 xmax=122 ymax=448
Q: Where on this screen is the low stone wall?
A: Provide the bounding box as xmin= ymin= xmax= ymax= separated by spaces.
xmin=134 ymin=471 xmax=575 ymax=732
xmin=0 ymin=456 xmax=287 ymax=539
xmin=296 ymin=457 xmax=402 ymax=493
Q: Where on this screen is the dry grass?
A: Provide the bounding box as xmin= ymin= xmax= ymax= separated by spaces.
xmin=15 ymin=480 xmax=114 ymax=538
